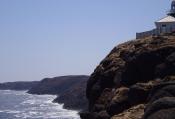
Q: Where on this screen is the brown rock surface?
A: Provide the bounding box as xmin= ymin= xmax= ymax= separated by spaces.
xmin=111 ymin=104 xmax=145 ymax=119
xmin=81 ymin=33 xmax=175 ymax=119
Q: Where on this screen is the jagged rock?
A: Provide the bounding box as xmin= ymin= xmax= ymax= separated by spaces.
xmin=155 ymin=52 xmax=175 ymax=78
xmin=145 ymin=108 xmax=175 ymax=119
xmin=144 ymin=97 xmax=175 ymax=119
xmin=163 ymin=75 xmax=175 ymax=82
xmin=107 ymin=87 xmax=129 ymax=116
xmin=53 ymin=79 xmax=88 ymax=110
xmin=147 ymin=81 xmax=175 ymax=104
xmin=92 ymin=104 xmax=105 ymax=112
xmin=83 ymin=34 xmax=175 ymax=119
xmin=111 ymin=104 xmax=145 ymax=119
xmin=128 ymin=81 xmax=158 ymax=105
xmin=80 ymin=111 xmax=110 ymax=119
xmin=94 ymin=88 xmax=113 ymax=112
xmin=97 ymin=111 xmax=110 ymax=119
xmin=80 ymin=112 xmax=98 ymax=119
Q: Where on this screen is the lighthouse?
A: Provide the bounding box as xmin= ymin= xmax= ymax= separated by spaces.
xmin=168 ymin=0 xmax=175 ymax=17
xmin=136 ymin=0 xmax=175 ymax=39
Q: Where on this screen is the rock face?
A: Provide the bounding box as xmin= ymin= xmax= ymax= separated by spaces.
xmin=111 ymin=104 xmax=145 ymax=119
xmin=0 ymin=81 xmax=39 ymax=90
xmin=53 ymin=78 xmax=88 ymax=110
xmin=81 ymin=34 xmax=175 ymax=119
xmin=28 ymin=75 xmax=89 ymax=110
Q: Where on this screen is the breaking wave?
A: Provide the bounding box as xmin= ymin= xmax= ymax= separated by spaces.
xmin=0 ymin=90 xmax=80 ymax=119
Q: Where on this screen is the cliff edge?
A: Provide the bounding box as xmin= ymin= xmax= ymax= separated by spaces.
xmin=28 ymin=75 xmax=89 ymax=110
xmin=81 ymin=33 xmax=175 ymax=119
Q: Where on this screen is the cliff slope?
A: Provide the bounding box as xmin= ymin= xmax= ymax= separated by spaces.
xmin=0 ymin=81 xmax=39 ymax=90
xmin=28 ymin=75 xmax=88 ymax=95
xmin=81 ymin=33 xmax=175 ymax=119
xmin=53 ymin=78 xmax=88 ymax=110
xmin=28 ymin=75 xmax=89 ymax=110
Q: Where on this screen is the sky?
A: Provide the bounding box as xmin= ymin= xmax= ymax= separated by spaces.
xmin=0 ymin=0 xmax=172 ymax=82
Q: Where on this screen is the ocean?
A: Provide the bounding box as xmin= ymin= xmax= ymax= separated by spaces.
xmin=0 ymin=90 xmax=80 ymax=119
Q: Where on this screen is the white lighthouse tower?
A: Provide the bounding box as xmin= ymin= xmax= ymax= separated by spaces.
xmin=136 ymin=0 xmax=175 ymax=39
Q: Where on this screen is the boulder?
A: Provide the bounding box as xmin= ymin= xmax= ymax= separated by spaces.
xmin=128 ymin=81 xmax=158 ymax=105
xmin=107 ymin=87 xmax=130 ymax=116
xmin=146 ymin=108 xmax=175 ymax=119
xmin=144 ymin=97 xmax=175 ymax=119
xmin=111 ymin=104 xmax=145 ymax=119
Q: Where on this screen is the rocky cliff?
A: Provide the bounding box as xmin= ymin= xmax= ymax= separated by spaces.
xmin=81 ymin=33 xmax=175 ymax=119
xmin=28 ymin=75 xmax=89 ymax=110
xmin=0 ymin=81 xmax=39 ymax=90
xmin=53 ymin=78 xmax=88 ymax=110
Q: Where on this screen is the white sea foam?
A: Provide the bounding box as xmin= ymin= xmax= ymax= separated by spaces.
xmin=3 ymin=110 xmax=20 ymax=114
xmin=0 ymin=90 xmax=80 ymax=119
xmin=14 ymin=91 xmax=27 ymax=95
xmin=0 ymin=90 xmax=27 ymax=95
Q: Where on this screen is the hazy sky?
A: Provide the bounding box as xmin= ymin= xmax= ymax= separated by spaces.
xmin=0 ymin=0 xmax=171 ymax=82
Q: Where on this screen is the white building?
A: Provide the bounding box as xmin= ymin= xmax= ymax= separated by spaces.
xmin=136 ymin=0 xmax=175 ymax=39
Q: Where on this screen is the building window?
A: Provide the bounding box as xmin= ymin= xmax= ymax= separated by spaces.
xmin=173 ymin=6 xmax=175 ymax=10
xmin=162 ymin=24 xmax=166 ymax=27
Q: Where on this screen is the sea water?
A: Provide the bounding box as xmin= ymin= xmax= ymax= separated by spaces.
xmin=0 ymin=90 xmax=80 ymax=119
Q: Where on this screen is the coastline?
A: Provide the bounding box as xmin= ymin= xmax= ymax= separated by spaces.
xmin=0 ymin=90 xmax=80 ymax=119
